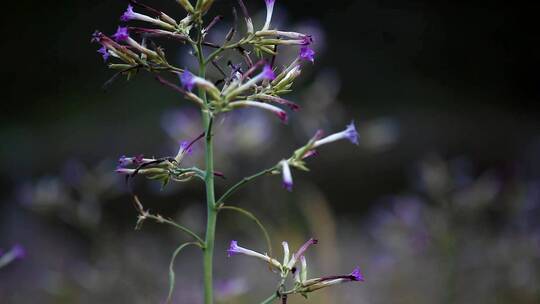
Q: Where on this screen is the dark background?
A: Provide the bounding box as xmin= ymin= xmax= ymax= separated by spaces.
xmin=1 ymin=1 xmax=539 ymax=303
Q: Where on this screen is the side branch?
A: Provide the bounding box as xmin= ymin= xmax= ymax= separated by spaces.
xmin=216 ymin=166 xmax=277 ymax=205
xmin=133 ymin=196 xmax=205 ymax=244
xmin=218 ymin=205 xmax=273 ymax=256
xmin=166 ymin=241 xmax=203 ymax=303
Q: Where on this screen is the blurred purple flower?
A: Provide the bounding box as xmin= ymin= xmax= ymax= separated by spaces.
xmin=112 ymin=26 xmax=129 ymax=42
xmin=180 ymin=70 xmax=196 ymax=92
xmin=314 ymin=121 xmax=359 ymax=148
xmin=97 ymin=46 xmax=110 ymax=61
xmin=299 ymin=46 xmax=315 ymax=63
xmin=261 ymin=65 xmax=276 ymax=80
xmin=120 ymin=5 xmax=136 ymax=22
xmin=350 ymin=267 xmax=365 ymax=281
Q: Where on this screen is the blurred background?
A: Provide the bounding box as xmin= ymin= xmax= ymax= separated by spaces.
xmin=1 ymin=0 xmax=540 ymax=303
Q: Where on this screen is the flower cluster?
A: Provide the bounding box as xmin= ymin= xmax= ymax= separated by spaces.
xmin=92 ymin=0 xmax=363 ymax=302
xmin=228 ymin=239 xmax=363 ymax=297
xmin=277 ymin=121 xmax=359 ymax=191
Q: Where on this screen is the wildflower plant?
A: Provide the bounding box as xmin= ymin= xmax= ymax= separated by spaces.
xmin=93 ymin=0 xmax=363 ymax=303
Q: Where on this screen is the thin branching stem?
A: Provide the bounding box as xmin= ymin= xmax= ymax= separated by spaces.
xmin=216 ymin=166 xmax=277 ymax=205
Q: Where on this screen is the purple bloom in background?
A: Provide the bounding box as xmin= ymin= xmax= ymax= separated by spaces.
xmin=112 ymin=26 xmax=129 ymax=42
xmin=281 ymin=160 xmax=293 ymax=191
xmin=12 ymin=244 xmax=26 ymax=259
xmin=97 ymin=46 xmax=110 ymax=61
xmin=350 ymin=267 xmax=365 ymax=281
xmin=120 ymin=5 xmax=136 ymax=22
xmin=180 ymin=70 xmax=196 ymax=92
xmin=261 ymin=65 xmax=276 ymax=80
xmin=299 ymin=46 xmax=315 ymax=63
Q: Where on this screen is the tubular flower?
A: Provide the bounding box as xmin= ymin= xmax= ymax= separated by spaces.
xmin=262 ymin=0 xmax=276 ymax=31
xmin=280 ymin=160 xmax=293 ymax=191
xmin=174 ymin=140 xmax=193 ymax=163
xmin=286 ymin=238 xmax=318 ymax=269
xmin=120 ymin=5 xmax=175 ymax=30
xmin=225 ymin=65 xmax=276 ymax=99
xmin=301 ymin=267 xmax=365 ymax=292
xmin=226 ymin=241 xmax=282 ymax=269
xmin=228 ymin=100 xmax=288 ymax=123
xmin=112 ymin=26 xmax=130 ymax=42
xmin=178 ymin=70 xmax=221 ymax=98
xmin=313 ymin=121 xmax=359 ymax=148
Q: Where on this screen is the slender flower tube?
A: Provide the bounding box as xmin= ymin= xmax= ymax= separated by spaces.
xmin=280 ymin=160 xmax=293 ymax=191
xmin=120 ymin=5 xmax=176 ymax=30
xmin=224 ymin=65 xmax=275 ymax=99
xmin=256 ymin=30 xmax=311 ymax=41
xmin=282 ymin=241 xmax=290 ymax=266
xmin=228 ymin=100 xmax=288 ymax=123
xmin=128 ymin=27 xmax=189 ymax=42
xmin=112 ymin=26 xmax=159 ymax=58
xmin=313 ymin=121 xmax=359 ymax=148
xmin=227 ymin=241 xmax=282 ymax=269
xmin=179 ymin=70 xmax=221 ymax=99
xmin=286 ymin=238 xmax=318 ymax=269
xmin=301 ymin=267 xmax=364 ymax=292
xmin=174 ymin=140 xmax=193 ymax=163
xmin=176 ymin=0 xmax=195 ymax=13
xmin=300 ymin=256 xmax=308 ymax=282
xmin=262 ymin=0 xmax=276 ymax=31
xmin=252 ymin=94 xmax=300 ymax=111
xmin=117 ymin=155 xmax=157 ymax=168
xmin=92 ymin=31 xmax=139 ymax=63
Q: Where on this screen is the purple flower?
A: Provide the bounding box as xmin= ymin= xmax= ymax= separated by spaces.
xmin=281 ymin=160 xmax=293 ymax=191
xmin=226 ymin=240 xmax=282 ymax=268
xmin=117 ymin=155 xmax=131 ymax=168
xmin=97 ymin=46 xmax=110 ymax=61
xmin=12 ymin=244 xmax=26 ymax=260
xmin=263 ymin=0 xmax=276 ymax=30
xmin=344 ymin=121 xmax=359 ymax=145
xmin=180 ymin=70 xmax=196 ymax=92
xmin=302 ymin=35 xmax=314 ymax=45
xmin=349 ymin=267 xmax=364 ymax=281
xmin=112 ymin=26 xmax=129 ymax=42
xmin=261 ymin=65 xmax=276 ymax=80
xmin=179 ymin=141 xmax=193 ymax=155
xmin=299 ymin=46 xmax=315 ymax=63
xmin=227 ymin=240 xmax=241 ymax=257
xmin=313 ymin=121 xmax=359 ymax=148
xmin=120 ymin=5 xmax=136 ymax=22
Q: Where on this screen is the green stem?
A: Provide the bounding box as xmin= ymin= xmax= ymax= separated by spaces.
xmin=219 ymin=205 xmax=273 ymax=255
xmin=167 ymin=242 xmax=202 ymax=303
xmin=146 ymin=214 xmax=204 ymax=244
xmin=259 ymin=293 xmax=279 ymax=304
xmin=197 ymin=26 xmax=217 ymax=304
xmin=216 ymin=166 xmax=277 ymax=205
